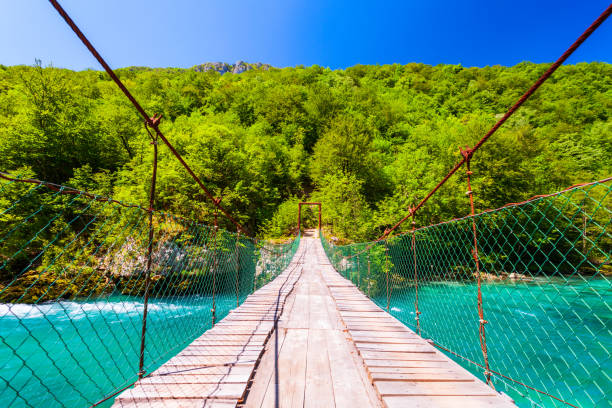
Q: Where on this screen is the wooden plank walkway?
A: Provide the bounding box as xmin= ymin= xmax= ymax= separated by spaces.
xmin=318 ymin=257 xmax=516 ymax=407
xmin=244 ymin=237 xmax=381 ymax=408
xmin=113 ymin=232 xmax=516 ymax=408
xmin=112 ymin=243 xmax=306 ymax=407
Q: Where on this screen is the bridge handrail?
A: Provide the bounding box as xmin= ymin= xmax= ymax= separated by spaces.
xmin=0 ymin=175 xmax=299 ymax=407
xmin=321 ymin=177 xmax=611 ymax=407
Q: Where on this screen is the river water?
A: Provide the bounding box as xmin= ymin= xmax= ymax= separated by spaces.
xmin=372 ymin=278 xmax=611 ymax=407
xmin=0 ymin=295 xmax=236 ymax=407
xmin=0 ymin=279 xmax=610 ymax=407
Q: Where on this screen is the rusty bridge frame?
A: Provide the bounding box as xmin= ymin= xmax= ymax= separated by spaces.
xmin=298 ymin=202 xmax=321 ymax=232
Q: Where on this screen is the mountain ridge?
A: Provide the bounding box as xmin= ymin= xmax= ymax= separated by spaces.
xmin=192 ymin=61 xmax=272 ymax=74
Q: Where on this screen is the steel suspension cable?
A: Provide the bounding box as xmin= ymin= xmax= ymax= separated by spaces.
xmin=378 ymin=4 xmax=612 ymax=241
xmin=47 ymin=0 xmax=249 ymax=236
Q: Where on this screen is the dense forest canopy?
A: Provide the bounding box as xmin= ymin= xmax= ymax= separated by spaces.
xmin=0 ymin=61 xmax=610 ymax=241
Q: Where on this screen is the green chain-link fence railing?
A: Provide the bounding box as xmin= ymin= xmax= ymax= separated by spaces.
xmin=322 ymin=178 xmax=611 ymax=408
xmin=0 ymin=173 xmax=299 ymax=407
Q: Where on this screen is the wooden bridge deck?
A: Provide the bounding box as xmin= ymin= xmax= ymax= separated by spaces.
xmin=113 ymin=233 xmax=515 ymax=408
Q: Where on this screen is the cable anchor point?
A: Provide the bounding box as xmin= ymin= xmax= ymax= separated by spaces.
xmin=459 ymin=145 xmax=474 ymax=160
xmin=149 ymin=113 xmax=162 ymax=128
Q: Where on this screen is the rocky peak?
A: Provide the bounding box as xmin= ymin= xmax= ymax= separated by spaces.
xmin=192 ymin=61 xmax=271 ymax=74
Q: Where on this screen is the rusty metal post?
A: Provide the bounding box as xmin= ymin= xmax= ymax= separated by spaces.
xmin=582 ymin=205 xmax=587 ymax=253
xmin=367 ymin=254 xmax=371 ymax=297
xmin=461 ymin=147 xmax=493 ymax=388
xmin=235 ymin=232 xmax=240 ymax=307
xmin=411 ymin=209 xmax=421 ymax=336
xmin=285 ymin=243 xmax=289 ymax=266
xmin=211 ymin=207 xmax=219 ymax=326
xmin=297 ymin=202 xmax=322 ymax=234
xmin=346 ymin=252 xmax=350 ymax=279
xmin=357 ymin=252 xmax=361 ymax=289
xmin=385 ymin=242 xmax=390 ymax=312
xmin=138 ymin=122 xmax=159 ymax=379
xmin=253 ymin=239 xmax=258 ymax=293
xmin=347 ymin=249 xmax=351 ymax=280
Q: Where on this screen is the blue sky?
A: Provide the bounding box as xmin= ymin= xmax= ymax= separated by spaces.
xmin=1 ymin=1 xmax=610 ymax=70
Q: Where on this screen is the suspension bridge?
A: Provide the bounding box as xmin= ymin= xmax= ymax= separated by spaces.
xmin=109 ymin=231 xmax=516 ymax=407
xmin=0 ymin=1 xmax=610 ymax=407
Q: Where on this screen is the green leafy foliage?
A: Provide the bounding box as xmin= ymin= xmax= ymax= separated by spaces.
xmin=0 ymin=61 xmax=610 ymax=243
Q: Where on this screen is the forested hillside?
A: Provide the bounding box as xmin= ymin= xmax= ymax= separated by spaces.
xmin=1 ymin=61 xmax=610 ymax=241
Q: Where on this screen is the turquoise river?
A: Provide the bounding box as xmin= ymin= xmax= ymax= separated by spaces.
xmin=0 ymin=279 xmax=610 ymax=407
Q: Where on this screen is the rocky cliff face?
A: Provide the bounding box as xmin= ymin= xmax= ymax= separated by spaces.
xmin=192 ymin=61 xmax=271 ymax=74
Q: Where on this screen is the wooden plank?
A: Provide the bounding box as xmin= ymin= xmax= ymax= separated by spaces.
xmin=176 ymin=350 xmax=261 ymax=358
xmin=203 ymin=328 xmax=273 ymax=334
xmin=355 ymin=343 xmax=435 ymax=353
xmin=189 ymin=339 xmax=267 ymax=346
xmin=153 ymin=363 xmax=256 ymax=377
xmin=374 ymin=380 xmax=499 ymax=397
xmin=282 ymin=293 xmax=310 ymax=329
xmin=113 ymin=398 xmax=238 ymax=408
xmin=153 ymin=364 xmax=253 ymax=376
xmin=370 ymin=372 xmax=474 ymax=382
xmin=140 ymin=373 xmax=251 ymax=384
xmin=214 ymin=321 xmax=275 ymax=327
xmin=348 ymin=330 xmax=417 ymax=339
xmin=304 ymin=325 xmax=334 ymax=408
xmin=360 ymin=351 xmax=445 ymax=361
xmin=260 ymin=328 xmax=308 ymax=407
xmin=193 ymin=334 xmax=268 ymax=340
xmin=163 ymin=355 xmax=258 ymax=366
xmin=351 ymin=336 xmax=421 ymax=344
xmin=340 ymin=312 xmax=389 ymax=318
xmin=242 ymin=322 xmax=289 ymax=407
xmin=180 ymin=344 xmax=262 ymax=351
xmin=116 ymin=382 xmax=247 ymax=400
xmin=345 ymin=324 xmax=411 ymax=331
xmin=308 ymin=292 xmax=334 ymax=330
xmin=325 ymin=324 xmax=380 ymax=408
xmin=368 ymin=367 xmax=472 ymax=375
xmin=383 ymin=395 xmax=513 ymax=408
xmin=365 ymin=359 xmax=452 ymax=368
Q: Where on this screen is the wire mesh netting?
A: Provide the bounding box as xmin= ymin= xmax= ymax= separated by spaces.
xmin=322 ymin=178 xmax=611 ymax=408
xmin=0 ymin=174 xmax=299 ymax=407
